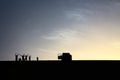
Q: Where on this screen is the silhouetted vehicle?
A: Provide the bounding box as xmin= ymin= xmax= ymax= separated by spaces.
xmin=58 ymin=53 xmax=72 ymax=61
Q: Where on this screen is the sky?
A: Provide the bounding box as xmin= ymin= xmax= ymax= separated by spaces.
xmin=0 ymin=0 xmax=120 ymax=60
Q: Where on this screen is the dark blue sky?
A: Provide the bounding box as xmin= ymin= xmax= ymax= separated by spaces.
xmin=0 ymin=0 xmax=63 ymax=60
xmin=0 ymin=0 xmax=120 ymax=60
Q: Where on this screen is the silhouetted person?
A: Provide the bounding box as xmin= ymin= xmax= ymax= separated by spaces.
xmin=15 ymin=54 xmax=18 ymax=61
xmin=22 ymin=55 xmax=25 ymax=61
xmin=58 ymin=53 xmax=72 ymax=61
xmin=29 ymin=56 xmax=31 ymax=61
xmin=36 ymin=57 xmax=39 ymax=61
xmin=25 ymin=55 xmax=28 ymax=61
xmin=19 ymin=58 xmax=22 ymax=61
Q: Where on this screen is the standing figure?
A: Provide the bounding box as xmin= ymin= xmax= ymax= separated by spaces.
xmin=36 ymin=57 xmax=39 ymax=61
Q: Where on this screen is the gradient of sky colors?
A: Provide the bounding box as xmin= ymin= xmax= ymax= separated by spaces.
xmin=0 ymin=0 xmax=120 ymax=60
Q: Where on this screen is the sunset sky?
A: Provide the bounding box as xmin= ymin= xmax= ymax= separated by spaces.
xmin=0 ymin=0 xmax=120 ymax=60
